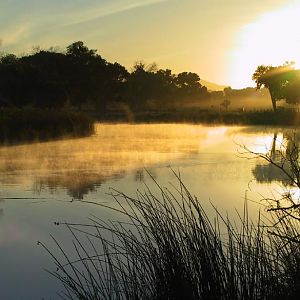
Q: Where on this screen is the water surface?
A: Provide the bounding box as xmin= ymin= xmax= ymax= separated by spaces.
xmin=0 ymin=124 xmax=290 ymax=299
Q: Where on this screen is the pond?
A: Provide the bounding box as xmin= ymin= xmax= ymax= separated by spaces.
xmin=0 ymin=123 xmax=291 ymax=299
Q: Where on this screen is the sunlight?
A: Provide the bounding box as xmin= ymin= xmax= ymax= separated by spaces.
xmin=250 ymin=134 xmax=284 ymax=155
xmin=230 ymin=1 xmax=300 ymax=88
xmin=288 ymin=186 xmax=300 ymax=204
xmin=207 ymin=126 xmax=228 ymax=136
xmin=294 ymin=61 xmax=300 ymax=69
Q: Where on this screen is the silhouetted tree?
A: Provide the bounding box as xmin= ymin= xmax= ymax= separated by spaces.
xmin=92 ymin=61 xmax=129 ymax=113
xmin=176 ymin=72 xmax=200 ymax=89
xmin=0 ymin=54 xmax=41 ymax=107
xmin=126 ymin=62 xmax=160 ymax=109
xmin=66 ymin=41 xmax=97 ymax=60
xmin=176 ymin=72 xmax=199 ymax=96
xmin=252 ymin=63 xmax=300 ymax=111
xmin=0 ymin=54 xmax=17 ymax=65
xmin=66 ymin=42 xmax=129 ymax=113
xmin=176 ymin=72 xmax=210 ymax=100
xmin=20 ymin=51 xmax=69 ymax=108
xmin=284 ymin=75 xmax=300 ymax=105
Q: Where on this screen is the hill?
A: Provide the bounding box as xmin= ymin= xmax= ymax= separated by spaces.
xmin=200 ymin=79 xmax=228 ymax=91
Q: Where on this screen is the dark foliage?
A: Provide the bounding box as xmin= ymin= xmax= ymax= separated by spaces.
xmin=0 ymin=42 xmax=210 ymax=114
xmin=253 ymin=63 xmax=300 ymax=111
xmin=0 ymin=108 xmax=94 ymax=144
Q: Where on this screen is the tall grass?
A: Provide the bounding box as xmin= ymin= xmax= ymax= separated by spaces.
xmin=41 ymin=172 xmax=300 ymax=300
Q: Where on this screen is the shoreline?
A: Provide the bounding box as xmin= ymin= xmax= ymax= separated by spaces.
xmin=2 ymin=108 xmax=300 ymax=146
xmin=92 ymin=109 xmax=300 ymax=126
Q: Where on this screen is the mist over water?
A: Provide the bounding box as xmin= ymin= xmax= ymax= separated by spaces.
xmin=0 ymin=123 xmax=293 ymax=299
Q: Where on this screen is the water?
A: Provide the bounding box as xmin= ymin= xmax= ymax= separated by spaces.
xmin=0 ymin=124 xmax=290 ymax=299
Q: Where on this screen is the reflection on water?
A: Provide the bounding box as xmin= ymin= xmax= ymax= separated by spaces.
xmin=253 ymin=163 xmax=291 ymax=184
xmin=251 ymin=131 xmax=300 ymax=186
xmin=0 ymin=124 xmax=244 ymax=199
xmin=0 ymin=123 xmax=299 ymax=299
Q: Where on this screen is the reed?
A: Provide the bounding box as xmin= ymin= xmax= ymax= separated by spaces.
xmin=41 ymin=171 xmax=300 ymax=299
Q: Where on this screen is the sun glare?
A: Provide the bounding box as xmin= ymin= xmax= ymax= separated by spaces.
xmin=230 ymin=2 xmax=300 ymax=88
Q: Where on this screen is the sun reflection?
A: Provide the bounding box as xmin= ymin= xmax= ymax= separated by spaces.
xmin=288 ymin=187 xmax=300 ymax=204
xmin=207 ymin=127 xmax=228 ymax=136
xmin=249 ymin=134 xmax=285 ymax=155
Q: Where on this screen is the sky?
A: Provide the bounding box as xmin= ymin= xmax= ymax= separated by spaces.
xmin=0 ymin=0 xmax=299 ymax=88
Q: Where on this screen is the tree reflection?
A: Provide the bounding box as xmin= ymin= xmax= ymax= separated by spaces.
xmin=33 ymin=172 xmax=125 ymax=200
xmin=252 ymin=131 xmax=300 ymax=186
xmin=252 ymin=163 xmax=291 ymax=184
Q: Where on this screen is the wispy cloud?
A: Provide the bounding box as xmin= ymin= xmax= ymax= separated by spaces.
xmin=0 ymin=0 xmax=168 ymax=52
xmin=0 ymin=23 xmax=32 ymax=49
xmin=9 ymin=26 xmax=31 ymax=46
xmin=63 ymin=0 xmax=169 ymax=27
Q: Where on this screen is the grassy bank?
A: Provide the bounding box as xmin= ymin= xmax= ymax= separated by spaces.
xmin=42 ymin=173 xmax=300 ymax=300
xmin=0 ymin=108 xmax=94 ymax=145
xmin=3 ymin=108 xmax=300 ymax=145
xmin=94 ymin=108 xmax=300 ymax=126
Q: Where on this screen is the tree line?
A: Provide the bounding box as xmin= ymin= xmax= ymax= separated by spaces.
xmin=1 ymin=41 xmax=299 ymax=114
xmin=0 ymin=41 xmax=210 ymax=114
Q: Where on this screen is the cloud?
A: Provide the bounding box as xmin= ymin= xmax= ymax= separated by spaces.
xmin=0 ymin=0 xmax=169 ymax=53
xmin=0 ymin=23 xmax=32 ymax=48
xmin=63 ymin=0 xmax=168 ymax=28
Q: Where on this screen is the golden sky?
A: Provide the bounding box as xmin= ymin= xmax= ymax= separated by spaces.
xmin=0 ymin=0 xmax=299 ymax=88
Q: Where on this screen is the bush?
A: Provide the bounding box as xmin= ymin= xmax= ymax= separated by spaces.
xmin=0 ymin=108 xmax=94 ymax=144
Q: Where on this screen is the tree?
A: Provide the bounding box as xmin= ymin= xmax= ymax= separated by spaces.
xmin=176 ymin=72 xmax=201 ymax=93
xmin=126 ymin=62 xmax=161 ymax=110
xmin=0 ymin=54 xmax=17 ymax=65
xmin=66 ymin=41 xmax=108 ymax=110
xmin=20 ymin=51 xmax=69 ymax=108
xmin=284 ymin=73 xmax=300 ymax=105
xmin=175 ymin=72 xmax=209 ymax=100
xmin=66 ymin=41 xmax=97 ymax=61
xmin=91 ymin=61 xmax=129 ymax=113
xmin=220 ymin=99 xmax=231 ymax=111
xmin=252 ymin=63 xmax=297 ymax=111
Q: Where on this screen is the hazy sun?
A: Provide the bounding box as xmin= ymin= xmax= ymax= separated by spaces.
xmin=230 ymin=1 xmax=300 ymax=88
